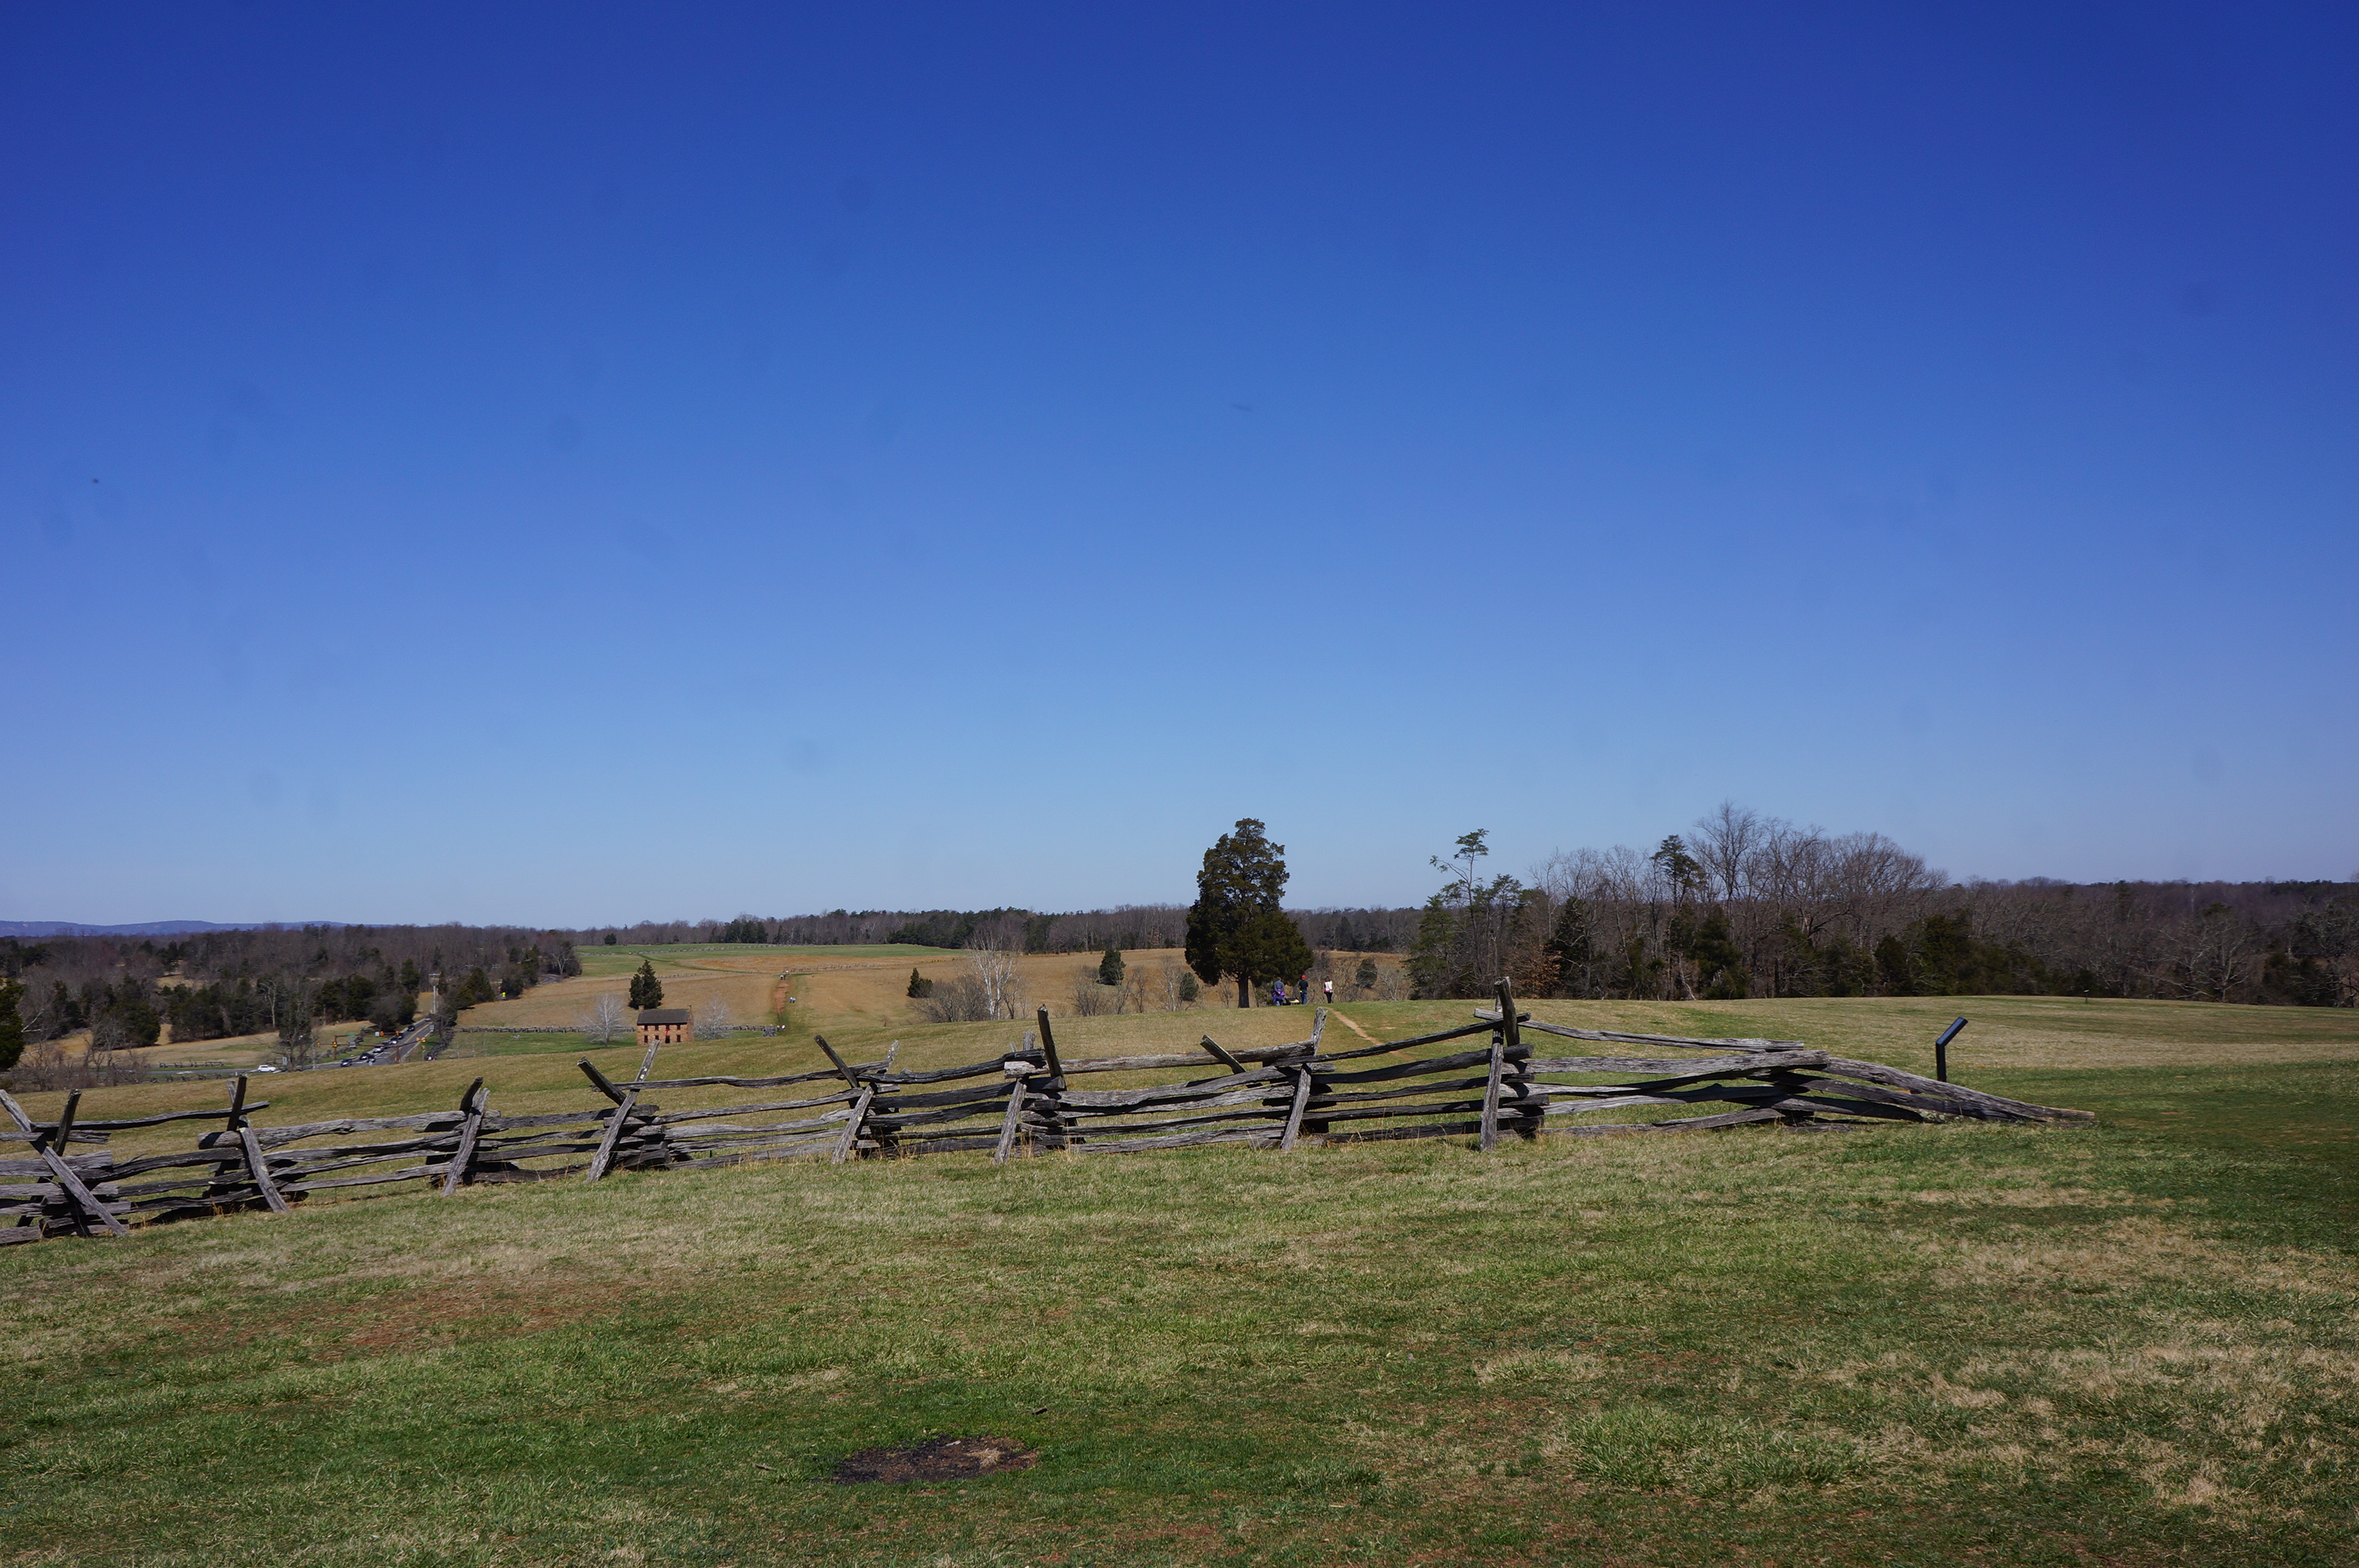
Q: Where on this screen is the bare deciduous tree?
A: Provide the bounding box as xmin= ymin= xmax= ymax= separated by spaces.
xmin=2181 ymin=904 xmax=2257 ymax=1002
xmin=914 ymin=974 xmax=994 ymax=1023
xmin=964 ymin=922 xmax=1027 ymax=1020
xmin=1692 ymin=800 xmax=1764 ymax=904
xmin=1069 ymin=967 xmax=1120 ymax=1015
xmin=580 ymin=993 xmax=628 ymax=1044
xmin=694 ymin=997 xmax=736 ymax=1038
xmin=272 ymin=980 xmax=318 ymax=1068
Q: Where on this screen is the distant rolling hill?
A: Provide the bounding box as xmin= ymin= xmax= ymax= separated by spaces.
xmin=0 ymin=920 xmax=347 ymax=938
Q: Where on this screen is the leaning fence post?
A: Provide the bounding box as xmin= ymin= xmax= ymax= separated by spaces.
xmin=812 ymin=1035 xmax=877 ymax=1165
xmin=815 ymin=1035 xmax=860 ymax=1089
xmin=991 ymin=1058 xmax=1032 ymax=1167
xmin=224 ymin=1075 xmax=293 ymax=1215
xmin=1034 ymin=1008 xmax=1065 ymax=1081
xmin=831 ymin=1085 xmax=875 ymax=1165
xmin=0 ymin=1087 xmax=130 ymax=1236
xmin=1277 ymin=1061 xmax=1316 ymax=1152
xmin=584 ymin=1040 xmax=660 ymax=1183
xmin=440 ymin=1078 xmax=488 ymax=1196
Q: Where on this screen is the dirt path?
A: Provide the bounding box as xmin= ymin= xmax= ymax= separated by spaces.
xmin=1328 ymin=1008 xmax=1380 ymax=1046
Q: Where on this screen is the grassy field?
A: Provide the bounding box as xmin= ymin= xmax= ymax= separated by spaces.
xmin=3 ymin=993 xmax=2355 ymax=1566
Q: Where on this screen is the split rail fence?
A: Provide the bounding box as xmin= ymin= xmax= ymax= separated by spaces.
xmin=2 ymin=982 xmax=2092 ymax=1244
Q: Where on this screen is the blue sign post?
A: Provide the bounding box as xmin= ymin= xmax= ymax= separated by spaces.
xmin=1935 ymin=1016 xmax=1968 ymax=1083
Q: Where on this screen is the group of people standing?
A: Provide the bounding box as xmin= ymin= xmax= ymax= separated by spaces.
xmin=1268 ymin=975 xmax=1336 ymax=1007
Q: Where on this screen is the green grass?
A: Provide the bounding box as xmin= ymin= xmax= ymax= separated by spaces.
xmin=431 ymin=1029 xmax=634 ymax=1059
xmin=4 ymin=997 xmax=2355 ymax=1566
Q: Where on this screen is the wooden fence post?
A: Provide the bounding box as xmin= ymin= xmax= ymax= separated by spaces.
xmin=1199 ymin=1035 xmax=1245 ymax=1075
xmin=1479 ymin=981 xmax=1520 ymax=1152
xmin=1034 ymin=1008 xmax=1065 ymax=1081
xmin=227 ymin=1073 xmax=293 ymax=1214
xmin=584 ymin=1039 xmax=661 ymax=1183
xmin=440 ymin=1078 xmax=488 ymax=1196
xmin=1277 ymin=1063 xmax=1316 ymax=1152
xmin=0 ymin=1088 xmax=129 ymax=1237
xmin=1030 ymin=1011 xmax=1074 ymax=1151
xmin=199 ymin=1076 xmax=249 ymax=1209
xmin=815 ymin=1035 xmax=860 ymax=1089
xmin=812 ymin=1034 xmax=881 ymax=1164
xmin=831 ymin=1087 xmax=875 ymax=1166
xmin=991 ymin=1069 xmax=1030 ymax=1166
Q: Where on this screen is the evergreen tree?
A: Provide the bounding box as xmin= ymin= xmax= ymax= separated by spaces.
xmin=0 ymin=978 xmax=24 ymax=1072
xmin=1874 ymin=934 xmax=1914 ymax=995
xmin=1185 ymin=818 xmax=1307 ymax=1006
xmin=1406 ymin=890 xmax=1463 ymax=998
xmin=1354 ymin=957 xmax=1379 ymax=993
xmin=628 ymin=959 xmax=663 ymax=1011
xmin=1651 ymin=835 xmax=1704 ymax=898
xmin=906 ymin=967 xmax=934 ymax=999
xmin=1685 ymin=909 xmax=1750 ymax=999
xmin=1543 ymin=896 xmax=1595 ymax=998
xmin=1097 ymin=944 xmax=1125 ymax=988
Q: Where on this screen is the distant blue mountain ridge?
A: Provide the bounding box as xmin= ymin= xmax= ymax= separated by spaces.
xmin=0 ymin=920 xmax=348 ymax=938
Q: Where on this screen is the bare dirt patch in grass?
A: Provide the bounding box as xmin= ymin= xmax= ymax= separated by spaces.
xmin=832 ymin=1435 xmax=1038 ymax=1483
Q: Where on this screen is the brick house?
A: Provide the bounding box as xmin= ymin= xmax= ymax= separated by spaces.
xmin=636 ymin=1007 xmax=692 ymax=1047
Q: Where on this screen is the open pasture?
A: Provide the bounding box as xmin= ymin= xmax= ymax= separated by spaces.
xmin=2 ymin=996 xmax=2354 ymax=1566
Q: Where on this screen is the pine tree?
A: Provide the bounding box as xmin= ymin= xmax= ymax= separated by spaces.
xmin=628 ymin=959 xmax=663 ymax=1011
xmin=1097 ymin=944 xmax=1125 ymax=987
xmin=0 ymin=978 xmax=24 ymax=1072
xmin=906 ymin=967 xmax=934 ymax=999
xmin=1544 ymin=897 xmax=1595 ymax=998
xmin=1185 ymin=818 xmax=1307 ymax=1006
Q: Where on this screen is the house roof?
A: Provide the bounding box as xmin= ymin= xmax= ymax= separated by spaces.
xmin=637 ymin=1008 xmax=690 ymax=1025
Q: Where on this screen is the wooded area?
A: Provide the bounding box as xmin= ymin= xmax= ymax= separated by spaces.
xmin=3 ymin=803 xmax=2344 ymax=1090
xmin=1408 ymin=809 xmax=2357 ymax=1007
xmin=0 ymin=925 xmax=580 ymax=1058
xmin=2 ymin=985 xmax=2088 ymax=1245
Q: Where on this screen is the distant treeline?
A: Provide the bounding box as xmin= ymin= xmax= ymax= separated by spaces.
xmin=1402 ymin=807 xmax=2357 ymax=1007
xmin=587 ymin=905 xmax=1424 ymax=953
xmin=5 ymin=823 xmax=2346 ymax=1068
xmin=0 ymin=924 xmax=583 ymax=1051
xmin=584 ymin=906 xmax=1423 ymax=956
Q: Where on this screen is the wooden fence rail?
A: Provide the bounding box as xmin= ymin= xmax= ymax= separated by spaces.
xmin=1 ymin=984 xmax=2091 ymax=1245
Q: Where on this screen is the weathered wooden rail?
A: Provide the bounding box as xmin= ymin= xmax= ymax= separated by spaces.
xmin=1 ymin=984 xmax=2091 ymax=1244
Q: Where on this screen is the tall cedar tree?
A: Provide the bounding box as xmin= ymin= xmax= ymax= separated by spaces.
xmin=0 ymin=978 xmax=24 ymax=1072
xmin=1097 ymin=944 xmax=1125 ymax=987
xmin=1185 ymin=818 xmax=1314 ymax=1007
xmin=628 ymin=959 xmax=663 ymax=1011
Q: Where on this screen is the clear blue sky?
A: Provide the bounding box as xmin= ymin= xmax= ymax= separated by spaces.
xmin=6 ymin=3 xmax=2354 ymax=927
